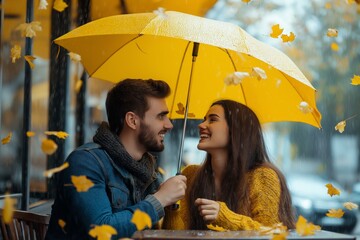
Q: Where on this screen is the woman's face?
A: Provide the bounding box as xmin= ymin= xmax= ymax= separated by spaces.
xmin=197 ymin=104 xmax=229 ymax=152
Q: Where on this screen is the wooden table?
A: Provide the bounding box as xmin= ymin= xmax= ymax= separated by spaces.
xmin=132 ymin=230 xmax=356 ymax=240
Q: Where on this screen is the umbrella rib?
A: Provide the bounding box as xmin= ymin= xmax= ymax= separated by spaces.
xmin=91 ymin=34 xmax=144 ymax=76
xmin=169 ymin=41 xmax=192 ymax=117
xmin=224 ymin=49 xmax=248 ymax=106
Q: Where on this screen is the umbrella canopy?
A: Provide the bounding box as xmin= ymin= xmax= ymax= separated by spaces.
xmin=55 ymin=11 xmax=321 ymax=128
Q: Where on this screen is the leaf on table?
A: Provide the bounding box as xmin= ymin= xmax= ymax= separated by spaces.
xmin=296 ymin=215 xmax=320 ymax=236
xmin=207 ymin=224 xmax=228 ymax=232
xmin=44 ymin=131 xmax=69 ymax=139
xmin=334 ymin=120 xmax=346 ymax=133
xmin=10 ymin=45 xmax=21 ymax=63
xmin=44 ymin=162 xmax=69 ymax=178
xmin=270 ymin=24 xmax=284 ymax=38
xmin=1 ymin=132 xmax=12 ymax=145
xmin=131 ymin=209 xmax=152 ymax=230
xmin=343 ymin=202 xmax=358 ymax=210
xmin=41 ymin=139 xmax=58 ymax=155
xmin=71 ymin=175 xmax=94 ymax=192
xmin=326 ymin=209 xmax=345 ymax=218
xmin=325 ymin=183 xmax=341 ymax=196
xmin=88 ymin=224 xmax=117 ymax=240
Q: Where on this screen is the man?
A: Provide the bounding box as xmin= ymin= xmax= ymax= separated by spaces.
xmin=46 ymin=79 xmax=187 ymax=239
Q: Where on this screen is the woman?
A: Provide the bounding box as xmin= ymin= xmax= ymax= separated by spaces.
xmin=163 ymin=100 xmax=295 ymax=230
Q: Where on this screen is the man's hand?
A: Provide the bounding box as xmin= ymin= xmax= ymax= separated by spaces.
xmin=153 ymin=175 xmax=187 ymax=207
xmin=195 ymin=198 xmax=220 ymax=223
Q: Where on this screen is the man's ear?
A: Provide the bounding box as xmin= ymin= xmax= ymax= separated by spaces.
xmin=124 ymin=112 xmax=138 ymax=130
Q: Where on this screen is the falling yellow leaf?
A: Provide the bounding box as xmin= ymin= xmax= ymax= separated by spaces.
xmin=26 ymin=131 xmax=36 ymax=137
xmin=88 ymin=224 xmax=117 ymax=240
xmin=153 ymin=7 xmax=167 ymax=19
xmin=71 ymin=175 xmax=94 ymax=192
xmin=44 ymin=131 xmax=69 ymax=139
xmin=38 ymin=0 xmax=48 ymax=9
xmin=242 ymin=0 xmax=252 ymax=3
xmin=325 ymin=183 xmax=341 ymax=196
xmin=251 ymin=67 xmax=267 ymax=80
xmin=68 ymin=52 xmax=81 ymax=62
xmin=334 ymin=121 xmax=346 ymax=133
xmin=331 ymin=42 xmax=339 ymax=51
xmin=326 ymin=209 xmax=345 ymax=218
xmin=2 ymin=193 xmax=16 ymax=224
xmin=10 ymin=45 xmax=21 ymax=63
xmin=296 ymin=215 xmax=320 ymax=236
xmin=224 ymin=71 xmax=250 ymax=85
xmin=58 ymin=219 xmax=66 ymax=231
xmin=16 ymin=21 xmax=42 ymax=38
xmin=207 ymin=224 xmax=228 ymax=232
xmin=327 ymin=28 xmax=338 ymax=37
xmin=343 ymin=202 xmax=358 ymax=210
xmin=270 ymin=24 xmax=284 ymax=38
xmin=351 ymin=75 xmax=360 ymax=85
xmin=325 ymin=2 xmax=332 ymax=9
xmin=298 ymin=101 xmax=313 ymax=114
xmin=75 ymin=79 xmax=83 ymax=93
xmin=53 ymin=0 xmax=68 ymax=12
xmin=131 ymin=209 xmax=152 ymax=230
xmin=281 ymin=32 xmax=296 ymax=43
xmin=175 ymin=103 xmax=195 ymax=117
xmin=1 ymin=132 xmax=12 ymax=145
xmin=41 ymin=139 xmax=58 ymax=155
xmin=44 ymin=162 xmax=69 ymax=178
xmin=157 ymin=167 xmax=165 ymax=175
xmin=24 ymin=55 xmax=36 ymax=69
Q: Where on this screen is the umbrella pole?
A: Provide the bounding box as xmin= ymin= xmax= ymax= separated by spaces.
xmin=176 ymin=42 xmax=199 ymax=174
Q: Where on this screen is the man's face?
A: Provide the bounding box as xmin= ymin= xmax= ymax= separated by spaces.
xmin=138 ymin=97 xmax=173 ymax=152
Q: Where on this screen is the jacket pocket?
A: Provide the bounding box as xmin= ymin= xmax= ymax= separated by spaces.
xmin=108 ymin=183 xmax=129 ymax=209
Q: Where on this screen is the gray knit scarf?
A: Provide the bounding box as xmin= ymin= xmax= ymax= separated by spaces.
xmin=93 ymin=122 xmax=157 ymax=195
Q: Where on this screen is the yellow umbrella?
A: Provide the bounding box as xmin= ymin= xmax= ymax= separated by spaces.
xmin=55 ymin=11 xmax=321 ymax=128
xmin=123 ymin=0 xmax=217 ymax=16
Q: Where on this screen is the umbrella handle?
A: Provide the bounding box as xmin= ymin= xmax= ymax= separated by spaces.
xmin=170 ymin=172 xmax=182 ymax=210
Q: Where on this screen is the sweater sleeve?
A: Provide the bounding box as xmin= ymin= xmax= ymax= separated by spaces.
xmin=162 ymin=165 xmax=199 ymax=230
xmin=212 ymin=167 xmax=281 ymax=230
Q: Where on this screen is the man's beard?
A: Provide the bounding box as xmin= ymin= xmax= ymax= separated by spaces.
xmin=138 ymin=121 xmax=164 ymax=152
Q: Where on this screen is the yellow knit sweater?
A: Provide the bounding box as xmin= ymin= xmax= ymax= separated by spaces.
xmin=162 ymin=164 xmax=281 ymax=231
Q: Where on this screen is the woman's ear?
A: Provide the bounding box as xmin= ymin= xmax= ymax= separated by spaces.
xmin=125 ymin=112 xmax=138 ymax=130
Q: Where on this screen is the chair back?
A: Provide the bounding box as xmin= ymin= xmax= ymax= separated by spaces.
xmin=0 ymin=209 xmax=50 ymax=240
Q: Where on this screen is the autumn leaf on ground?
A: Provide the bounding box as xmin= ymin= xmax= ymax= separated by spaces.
xmin=343 ymin=202 xmax=359 ymax=210
xmin=44 ymin=162 xmax=69 ymax=178
xmin=325 ymin=183 xmax=341 ymax=196
xmin=207 ymin=224 xmax=228 ymax=232
xmin=351 ymin=75 xmax=360 ymax=85
xmin=334 ymin=120 xmax=346 ymax=133
xmin=326 ymin=209 xmax=345 ymax=218
xmin=10 ymin=45 xmax=21 ymax=63
xmin=224 ymin=72 xmax=249 ymax=85
xmin=2 ymin=193 xmax=16 ymax=224
xmin=68 ymin=52 xmax=81 ymax=62
xmin=327 ymin=28 xmax=338 ymax=37
xmin=251 ymin=67 xmax=267 ymax=80
xmin=16 ymin=21 xmax=42 ymax=38
xmin=89 ymin=224 xmax=117 ymax=240
xmin=44 ymin=131 xmax=69 ymax=139
xmin=24 ymin=55 xmax=36 ymax=69
xmin=281 ymin=32 xmax=296 ymax=43
xmin=270 ymin=24 xmax=284 ymax=38
xmin=38 ymin=0 xmax=48 ymax=9
xmin=1 ymin=132 xmax=12 ymax=145
xmin=71 ymin=175 xmax=94 ymax=192
xmin=41 ymin=139 xmax=58 ymax=155
xmin=331 ymin=42 xmax=339 ymax=51
xmin=298 ymin=101 xmax=313 ymax=114
xmin=53 ymin=0 xmax=68 ymax=12
xmin=296 ymin=215 xmax=321 ymax=236
xmin=131 ymin=209 xmax=152 ymax=230
xmin=26 ymin=131 xmax=36 ymax=137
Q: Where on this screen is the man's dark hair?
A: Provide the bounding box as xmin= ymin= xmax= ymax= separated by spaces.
xmin=106 ymin=79 xmax=171 ymax=135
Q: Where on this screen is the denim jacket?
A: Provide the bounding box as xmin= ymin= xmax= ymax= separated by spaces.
xmin=45 ymin=142 xmax=164 ymax=239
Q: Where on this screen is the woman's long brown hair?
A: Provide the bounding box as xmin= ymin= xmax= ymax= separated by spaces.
xmin=188 ymin=100 xmax=295 ymax=230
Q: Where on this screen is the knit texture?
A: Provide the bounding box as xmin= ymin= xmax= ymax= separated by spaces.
xmin=93 ymin=121 xmax=158 ymax=197
xmin=163 ymin=165 xmax=281 ymax=230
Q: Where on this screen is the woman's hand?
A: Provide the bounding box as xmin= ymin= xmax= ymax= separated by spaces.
xmin=194 ymin=198 xmax=220 ymax=223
